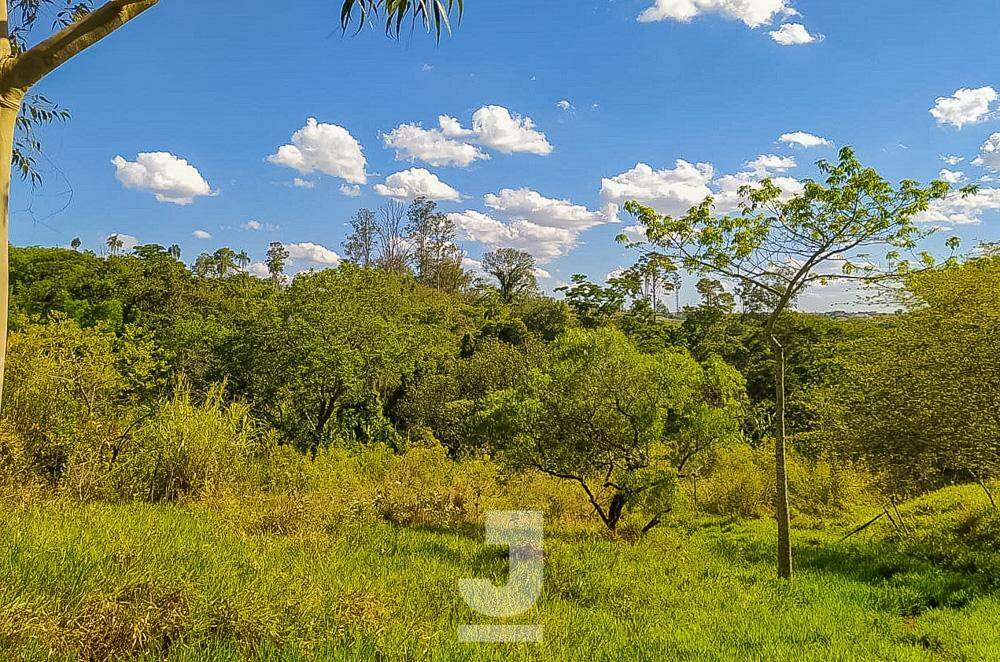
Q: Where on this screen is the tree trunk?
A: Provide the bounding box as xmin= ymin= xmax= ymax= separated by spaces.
xmin=0 ymin=90 xmax=22 ymax=409
xmin=771 ymin=333 xmax=793 ymax=579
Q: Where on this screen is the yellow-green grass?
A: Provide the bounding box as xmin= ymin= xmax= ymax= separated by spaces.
xmin=0 ymin=487 xmax=997 ymax=660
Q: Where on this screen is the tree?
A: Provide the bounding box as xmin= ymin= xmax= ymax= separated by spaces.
xmin=167 ymin=244 xmax=181 ymax=260
xmin=818 ymin=252 xmax=1000 ymax=503
xmin=212 ymin=247 xmax=237 ymax=278
xmin=265 ymin=241 xmax=289 ymax=285
xmin=695 ymin=278 xmax=735 ymax=312
xmin=344 ymin=208 xmax=377 ymax=268
xmin=477 ymin=328 xmax=744 ymax=532
xmin=374 ymin=201 xmax=411 ymax=273
xmin=0 ymin=0 xmax=465 ymax=407
xmin=235 ymin=249 xmax=251 ymax=273
xmin=70 ymin=237 xmax=81 ymax=251
xmin=623 ymin=147 xmax=960 ymax=579
xmin=626 ymin=252 xmax=678 ymax=317
xmin=405 ymin=196 xmax=466 ymax=291
xmin=556 ymin=273 xmax=629 ymax=328
xmin=105 ymin=233 xmax=123 ymax=257
xmin=482 ymin=248 xmax=537 ymax=304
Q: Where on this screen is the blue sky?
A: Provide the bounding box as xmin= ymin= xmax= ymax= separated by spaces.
xmin=11 ymin=0 xmax=1000 ymax=309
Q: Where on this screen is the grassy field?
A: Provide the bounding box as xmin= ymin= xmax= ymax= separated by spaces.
xmin=0 ymin=486 xmax=997 ymax=661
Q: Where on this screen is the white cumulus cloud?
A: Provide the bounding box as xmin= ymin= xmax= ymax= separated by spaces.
xmin=770 ymin=23 xmax=820 ymax=45
xmin=779 ymin=131 xmax=833 ymax=148
xmin=973 ymin=133 xmax=1000 ymax=171
xmin=745 ymin=154 xmax=797 ymax=174
xmin=470 ymin=106 xmax=553 ymax=155
xmin=602 ymin=160 xmax=715 ymax=216
xmin=269 ymin=118 xmax=367 ymax=184
xmin=942 ymin=155 xmax=965 ymax=166
xmin=382 ymin=119 xmax=490 ymax=167
xmin=193 ymin=229 xmax=212 ymax=240
xmin=639 ymin=0 xmax=798 ymax=28
xmin=930 ymin=86 xmax=998 ymax=129
xmin=373 ymin=168 xmax=461 ymax=201
xmin=286 ymin=242 xmax=342 ymax=266
xmin=938 ymin=169 xmax=965 ymax=185
xmin=916 ymin=188 xmax=1000 ymax=225
xmin=484 ymin=187 xmax=609 ymax=231
xmin=293 ymin=178 xmax=315 ymax=189
xmin=449 ymin=210 xmax=577 ymax=263
xmin=112 ymin=152 xmax=213 ymax=205
xmin=383 ymin=106 xmax=553 ymax=166
xmin=340 ymin=184 xmax=362 ymax=197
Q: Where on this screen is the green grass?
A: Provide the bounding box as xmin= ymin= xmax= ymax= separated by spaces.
xmin=0 ymin=487 xmax=997 ymax=660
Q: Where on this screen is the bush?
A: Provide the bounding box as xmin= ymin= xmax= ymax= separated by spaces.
xmin=59 ymin=383 xmax=265 ymax=502
xmin=697 ymin=445 xmax=771 ymax=518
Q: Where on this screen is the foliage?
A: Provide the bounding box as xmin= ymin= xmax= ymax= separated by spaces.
xmin=817 ymin=254 xmax=1000 ymax=496
xmin=476 ymin=328 xmax=744 ymax=531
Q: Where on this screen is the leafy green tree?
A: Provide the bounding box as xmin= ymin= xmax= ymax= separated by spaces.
xmin=482 ymin=248 xmax=537 ymax=304
xmin=70 ymin=237 xmax=81 ymax=251
xmin=477 ymin=328 xmax=743 ymax=532
xmin=623 ymin=147 xmax=960 ymax=579
xmin=818 ymin=253 xmax=1000 ymax=503
xmin=265 ymin=242 xmax=289 ymax=285
xmin=344 ymin=208 xmax=377 ymax=268
xmin=221 ymin=266 xmax=465 ymax=453
xmin=557 ymin=273 xmax=629 ymax=328
xmin=406 ymin=196 xmax=467 ymax=291
xmin=105 ymin=233 xmax=123 ymax=257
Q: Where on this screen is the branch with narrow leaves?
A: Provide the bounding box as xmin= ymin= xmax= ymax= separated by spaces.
xmin=340 ymin=0 xmax=463 ymax=39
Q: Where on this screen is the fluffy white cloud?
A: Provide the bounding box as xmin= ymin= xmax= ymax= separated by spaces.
xmin=293 ymin=178 xmax=315 ymax=189
xmin=745 ymin=154 xmax=797 ymax=174
xmin=112 ymin=152 xmax=213 ymax=205
xmin=461 ymin=257 xmax=484 ymax=273
xmin=556 ymin=100 xmax=573 ymax=111
xmin=779 ymin=131 xmax=832 ymax=148
xmin=340 ymin=184 xmax=362 ymax=197
xmin=602 ymin=160 xmax=715 ymax=216
xmin=470 ymin=106 xmax=553 ymax=155
xmin=382 ymin=119 xmax=489 ymax=167
xmin=916 ymin=188 xmax=1000 ymax=225
xmin=374 ymin=168 xmax=461 ymax=201
xmin=938 ymin=168 xmax=965 ymax=185
xmin=383 ymin=106 xmax=553 ymax=166
xmin=484 ymin=187 xmax=609 ymax=231
xmin=268 ymin=118 xmax=367 ymax=184
xmin=770 ymin=23 xmax=820 ymax=45
xmin=638 ymin=0 xmax=797 ymax=28
xmin=242 ymin=220 xmax=263 ymax=231
xmin=973 ymin=133 xmax=1000 ymax=171
xmin=449 ymin=210 xmax=576 ymax=263
xmin=534 ymin=267 xmax=552 ymax=280
xmin=942 ymin=155 xmax=965 ymax=166
xmin=193 ymin=229 xmax=212 ymax=240
xmin=930 ymin=86 xmax=998 ymax=129
xmin=285 ymin=242 xmax=342 ymax=266
xmin=249 ymin=262 xmax=271 ymax=279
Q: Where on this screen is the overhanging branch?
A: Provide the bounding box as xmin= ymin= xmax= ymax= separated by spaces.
xmin=6 ymin=0 xmax=159 ymax=89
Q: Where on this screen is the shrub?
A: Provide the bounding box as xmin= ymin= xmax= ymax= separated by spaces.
xmin=697 ymin=445 xmax=771 ymax=518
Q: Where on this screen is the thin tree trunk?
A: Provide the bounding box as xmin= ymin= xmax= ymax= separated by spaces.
xmin=0 ymin=91 xmax=21 ymax=409
xmin=771 ymin=333 xmax=793 ymax=579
